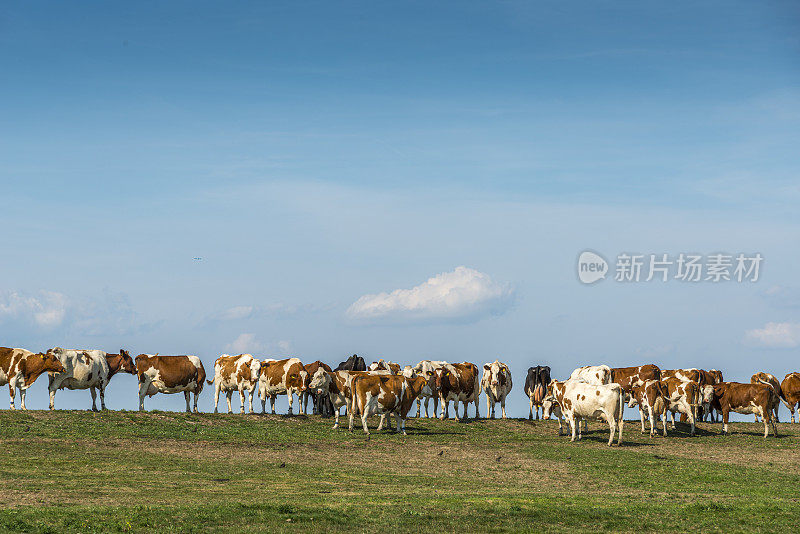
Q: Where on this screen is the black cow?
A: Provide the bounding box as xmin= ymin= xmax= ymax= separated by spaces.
xmin=334 ymin=354 xmax=366 ymax=372
xmin=524 ymin=365 xmax=551 ymax=420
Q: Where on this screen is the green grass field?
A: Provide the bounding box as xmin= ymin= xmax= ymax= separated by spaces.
xmin=0 ymin=410 xmax=798 ymax=533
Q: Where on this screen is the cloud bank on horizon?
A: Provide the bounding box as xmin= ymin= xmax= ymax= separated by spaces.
xmin=346 ymin=266 xmax=515 ymax=325
xmin=745 ymin=322 xmax=800 ymax=349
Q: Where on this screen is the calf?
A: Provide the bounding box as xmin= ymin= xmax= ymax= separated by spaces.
xmin=435 ymin=362 xmax=480 ymax=421
xmin=524 ymin=365 xmax=551 ymax=420
xmin=660 ymin=377 xmax=702 ymax=436
xmin=47 ymin=348 xmax=136 ymax=411
xmin=543 ymin=379 xmax=624 ymax=446
xmin=368 ymin=359 xmax=401 ymax=374
xmin=334 ymin=354 xmax=366 ymax=372
xmin=303 ymin=360 xmax=333 ymax=416
xmin=481 ymin=360 xmax=512 ymax=419
xmin=258 ymin=358 xmax=308 ymax=415
xmin=569 ymin=365 xmax=612 ymax=385
xmin=208 ymin=354 xmax=261 ymax=414
xmin=750 ymin=372 xmax=782 ymax=422
xmin=0 ymin=347 xmax=65 ymax=410
xmin=711 ymin=382 xmax=778 ymax=438
xmin=412 ymin=360 xmax=447 ymax=418
xmin=135 ymin=354 xmax=206 ymax=412
xmin=628 ymin=379 xmax=668 ymax=437
xmin=780 ymin=372 xmax=800 ymax=423
xmin=348 ymin=374 xmax=428 ymax=436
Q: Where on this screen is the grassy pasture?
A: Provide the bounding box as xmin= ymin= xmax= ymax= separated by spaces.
xmin=0 ymin=410 xmax=798 ymax=533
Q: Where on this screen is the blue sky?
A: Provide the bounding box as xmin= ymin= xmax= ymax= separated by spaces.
xmin=1 ymin=2 xmax=798 ymax=415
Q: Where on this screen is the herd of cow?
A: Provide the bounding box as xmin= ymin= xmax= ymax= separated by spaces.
xmin=1 ymin=346 xmax=799 ymax=444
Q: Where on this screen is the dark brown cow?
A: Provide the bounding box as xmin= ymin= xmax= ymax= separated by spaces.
xmin=750 ymin=372 xmax=782 ymax=422
xmin=434 ymin=362 xmax=480 ymax=421
xmin=780 ymin=372 xmax=800 ymax=423
xmin=711 ymin=382 xmax=778 ymax=438
xmin=0 ymin=347 xmax=65 ymax=410
xmin=303 ymin=360 xmax=333 ymax=415
xmin=348 ymin=374 xmax=428 ymax=436
xmin=257 ymin=358 xmax=308 ymax=415
xmin=135 ymin=354 xmax=206 ymax=413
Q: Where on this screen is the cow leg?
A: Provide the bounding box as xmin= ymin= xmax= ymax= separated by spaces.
xmin=99 ymin=383 xmax=107 ymax=410
xmin=184 ymin=391 xmax=191 ymax=413
xmin=577 ymin=417 xmax=583 ymax=441
xmin=501 ymin=397 xmax=507 ymax=419
xmin=669 ymin=410 xmax=677 ymax=430
xmin=8 ymin=384 xmax=15 ymax=410
xmin=270 ymin=395 xmax=276 ymax=414
xmin=791 ymin=403 xmax=797 ymax=424
xmin=568 ymin=415 xmax=577 ymax=442
xmin=361 ymin=411 xmax=370 ymax=435
xmin=618 ymin=414 xmax=624 ymax=445
xmin=213 ymin=384 xmax=221 ymax=413
xmin=763 ymin=409 xmax=770 ymax=438
xmin=193 ymin=390 xmax=200 ymax=413
xmin=334 ymin=405 xmax=341 ymax=429
xmin=722 ymin=409 xmax=730 ymax=434
xmin=48 ymin=384 xmax=56 ymax=411
xmin=248 ymin=390 xmax=255 ymax=414
xmin=648 ymin=404 xmax=655 ymax=437
xmin=607 ymin=415 xmax=615 ymax=446
xmin=138 ymin=381 xmax=148 ymax=411
xmin=438 ymin=396 xmax=446 ymax=419
xmin=639 ymin=407 xmax=646 ymax=433
xmin=226 ymin=391 xmax=233 ymax=413
xmin=376 ymin=414 xmax=386 ymax=432
xmin=287 ymin=390 xmax=296 ymax=415
xmin=771 ymin=411 xmax=778 ymax=437
xmin=486 ymin=394 xmax=492 ymax=419
xmin=19 ymin=387 xmax=28 ymax=410
xmin=239 ymin=387 xmax=246 ymax=414
xmin=260 ymin=396 xmax=266 ymax=414
xmin=90 ymin=387 xmax=98 ymax=412
xmin=529 ymin=397 xmax=533 ymax=420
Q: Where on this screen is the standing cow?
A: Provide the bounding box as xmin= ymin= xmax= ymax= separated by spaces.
xmin=750 ymin=372 xmax=782 ymax=422
xmin=334 ymin=354 xmax=366 ymax=372
xmin=208 ymin=353 xmax=261 ymax=414
xmin=303 ymin=360 xmax=333 ymax=416
xmin=543 ymin=379 xmax=624 ymax=446
xmin=780 ymin=372 xmax=800 ymax=423
xmin=711 ymin=382 xmax=778 ymax=438
xmin=0 ymin=347 xmax=65 ymax=410
xmin=47 ymin=348 xmax=136 ymax=411
xmin=412 ymin=360 xmax=447 ymax=418
xmin=349 ymin=374 xmax=429 ymax=436
xmin=481 ymin=360 xmax=512 ymax=419
xmin=258 ymin=358 xmax=308 ymax=415
xmin=135 ymin=354 xmax=206 ymax=413
xmin=524 ymin=365 xmax=551 ymax=420
xmin=435 ymin=362 xmax=480 ymax=421
xmin=569 ymin=365 xmax=612 ymax=385
xmin=629 ymin=379 xmax=668 ymax=437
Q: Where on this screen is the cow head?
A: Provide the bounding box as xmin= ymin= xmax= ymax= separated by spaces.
xmin=710 ymin=369 xmax=723 ymax=384
xmin=117 ymin=349 xmax=137 ymax=374
xmin=700 ymin=384 xmax=715 ymax=411
xmin=308 ymin=367 xmax=330 ymax=394
xmin=36 ymin=352 xmax=66 ymax=374
xmin=628 ymin=385 xmax=642 ymax=408
xmin=434 ymin=368 xmax=456 ymax=391
xmin=285 ymin=364 xmax=308 ymax=393
xmin=249 ymin=359 xmax=262 ymax=383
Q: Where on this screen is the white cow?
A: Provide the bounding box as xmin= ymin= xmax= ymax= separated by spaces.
xmin=569 ymin=365 xmax=612 ymax=385
xmin=208 ymin=353 xmax=262 ymax=414
xmin=412 ymin=360 xmax=447 ymax=418
xmin=481 ymin=360 xmax=513 ymax=419
xmin=47 ymin=348 xmax=137 ymax=411
xmin=543 ymin=379 xmax=624 ymax=446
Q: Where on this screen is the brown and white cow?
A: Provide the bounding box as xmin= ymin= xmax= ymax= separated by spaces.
xmin=208 ymin=354 xmax=261 ymax=414
xmin=780 ymin=372 xmax=800 ymax=423
xmin=701 ymin=369 xmax=724 ymax=421
xmin=348 ymin=374 xmax=428 ymax=436
xmin=569 ymin=365 xmax=612 ymax=385
xmin=661 ymin=369 xmax=704 ymax=384
xmin=135 ymin=354 xmax=206 ymax=413
xmin=611 ymin=364 xmax=661 ymax=396
xmin=711 ymin=382 xmax=778 ymax=438
xmin=481 ymin=360 xmax=512 ymax=419
xmin=660 ymin=377 xmax=703 ymax=436
xmin=303 ymin=360 xmax=333 ymax=415
xmin=0 ymin=347 xmax=65 ymax=410
xmin=47 ymin=348 xmax=136 ymax=411
xmin=258 ymin=358 xmax=308 ymax=415
xmin=434 ymin=362 xmax=480 ymax=421
xmin=628 ymin=379 xmax=668 ymax=437
xmin=750 ymin=372 xmax=782 ymax=423
xmin=412 ymin=360 xmax=447 ymax=418
xmin=368 ymin=359 xmax=401 ymax=374
xmin=543 ymin=379 xmax=624 ymax=446
xmin=307 ymin=368 xmax=393 ymax=428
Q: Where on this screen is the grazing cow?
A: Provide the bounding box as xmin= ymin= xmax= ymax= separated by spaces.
xmin=542 ymin=380 xmax=624 ymax=446
xmin=750 ymin=372 xmax=782 ymax=422
xmin=412 ymin=360 xmax=447 ymax=418
xmin=303 ymin=360 xmax=333 ymax=416
xmin=348 ymin=374 xmax=429 ymax=436
xmin=334 ymin=354 xmax=366 ymax=372
xmin=524 ymin=365 xmax=551 ymax=420
xmin=434 ymin=362 xmax=480 ymax=421
xmin=368 ymin=359 xmax=401 ymax=374
xmin=780 ymin=372 xmax=800 ymax=423
xmin=47 ymin=348 xmax=136 ymax=411
xmin=481 ymin=360 xmax=513 ymax=419
xmin=207 ymin=354 xmax=261 ymax=414
xmin=135 ymin=354 xmax=206 ymax=413
xmin=0 ymin=347 xmax=65 ymax=410
xmin=660 ymin=378 xmax=702 ymax=436
xmin=711 ymin=382 xmax=778 ymax=438
xmin=569 ymin=365 xmax=612 ymax=385
xmin=258 ymin=358 xmax=308 ymax=415
xmin=628 ymin=379 xmax=668 ymax=437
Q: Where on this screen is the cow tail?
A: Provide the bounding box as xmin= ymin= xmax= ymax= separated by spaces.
xmin=350 ymin=376 xmax=361 ymax=417
xmin=197 ymin=364 xmax=206 ymax=393
xmin=618 ymin=385 xmax=625 ymax=426
xmin=207 ymin=376 xmax=215 ymax=386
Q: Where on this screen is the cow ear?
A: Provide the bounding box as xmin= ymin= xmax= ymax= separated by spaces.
xmin=484 ymin=364 xmax=491 ymax=371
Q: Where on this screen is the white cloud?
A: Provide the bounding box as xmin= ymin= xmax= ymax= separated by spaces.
xmin=0 ymin=290 xmax=68 ymax=329
xmin=744 ymin=322 xmax=800 ymax=349
xmin=224 ymin=334 xmax=292 ymax=357
xmin=346 ymin=266 xmax=515 ymax=324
